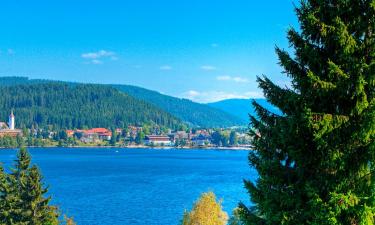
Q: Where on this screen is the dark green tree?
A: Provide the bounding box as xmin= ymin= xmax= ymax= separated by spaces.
xmin=0 ymin=164 xmax=13 ymax=224
xmin=110 ymin=128 xmax=117 ymax=146
xmin=211 ymin=131 xmax=222 ymax=146
xmin=240 ymin=1 xmax=375 ymax=224
xmin=135 ymin=131 xmax=145 ymax=145
xmin=16 ymin=135 xmax=24 ymax=147
xmin=229 ymin=131 xmax=238 ymax=146
xmin=4 ymin=147 xmax=59 ymax=224
xmin=58 ymin=130 xmax=68 ymax=141
xmin=73 ymin=132 xmax=83 ymax=140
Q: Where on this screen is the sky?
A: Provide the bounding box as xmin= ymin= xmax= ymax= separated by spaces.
xmin=0 ymin=0 xmax=298 ymax=103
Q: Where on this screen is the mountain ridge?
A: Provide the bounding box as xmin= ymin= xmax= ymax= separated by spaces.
xmin=0 ymin=82 xmax=181 ymax=129
xmin=207 ymin=98 xmax=281 ymax=124
xmin=0 ymin=76 xmax=244 ymax=128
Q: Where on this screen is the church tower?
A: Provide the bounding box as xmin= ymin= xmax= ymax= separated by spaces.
xmin=8 ymin=110 xmax=15 ymax=130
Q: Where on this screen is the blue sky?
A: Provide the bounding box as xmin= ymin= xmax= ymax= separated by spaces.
xmin=0 ymin=0 xmax=297 ymax=103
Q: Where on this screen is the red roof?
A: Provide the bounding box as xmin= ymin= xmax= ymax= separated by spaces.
xmin=99 ymin=132 xmax=112 ymax=136
xmin=145 ymin=135 xmax=170 ymax=141
xmin=89 ymin=128 xmax=110 ymax=133
xmin=67 ymin=128 xmax=112 ymax=136
xmin=79 ymin=128 xmax=112 ymax=136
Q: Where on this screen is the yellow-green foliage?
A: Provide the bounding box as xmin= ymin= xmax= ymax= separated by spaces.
xmin=63 ymin=215 xmax=76 ymax=225
xmin=181 ymin=192 xmax=228 ymax=225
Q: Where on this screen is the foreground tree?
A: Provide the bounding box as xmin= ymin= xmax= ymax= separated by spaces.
xmin=0 ymin=147 xmax=60 ymax=224
xmin=181 ymin=192 xmax=228 ymax=225
xmin=240 ymin=0 xmax=375 ymax=224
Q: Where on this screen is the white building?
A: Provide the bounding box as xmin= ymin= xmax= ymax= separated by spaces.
xmin=8 ymin=110 xmax=15 ymax=130
xmin=144 ymin=135 xmax=172 ymax=146
xmin=0 ymin=111 xmax=22 ymax=137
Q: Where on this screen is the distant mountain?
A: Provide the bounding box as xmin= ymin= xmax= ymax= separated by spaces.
xmin=0 ymin=82 xmax=182 ymax=129
xmin=112 ymin=85 xmax=244 ymax=127
xmin=0 ymin=77 xmax=244 ymax=128
xmin=207 ymin=98 xmax=281 ymax=124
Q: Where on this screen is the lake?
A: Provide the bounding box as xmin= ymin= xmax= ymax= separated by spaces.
xmin=0 ymin=148 xmax=256 ymax=225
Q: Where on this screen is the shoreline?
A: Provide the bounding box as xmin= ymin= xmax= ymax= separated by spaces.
xmin=0 ymin=145 xmax=252 ymax=151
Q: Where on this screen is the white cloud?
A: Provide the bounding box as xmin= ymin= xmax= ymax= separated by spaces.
xmin=180 ymin=90 xmax=264 ymax=103
xmin=81 ymin=50 xmax=115 ymax=59
xmin=186 ymin=90 xmax=200 ymax=97
xmin=233 ymin=77 xmax=249 ymax=83
xmin=216 ymin=75 xmax=231 ymax=81
xmin=200 ymin=65 xmax=217 ymax=71
xmin=91 ymin=59 xmax=103 ymax=65
xmin=160 ymin=65 xmax=173 ymax=70
xmin=216 ymin=75 xmax=249 ymax=83
xmin=81 ymin=50 xmax=117 ymax=64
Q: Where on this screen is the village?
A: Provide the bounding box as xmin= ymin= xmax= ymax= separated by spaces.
xmin=64 ymin=126 xmax=252 ymax=148
xmin=0 ymin=111 xmax=252 ymax=149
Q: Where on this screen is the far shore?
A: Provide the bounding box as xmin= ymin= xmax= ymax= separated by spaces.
xmin=0 ymin=145 xmax=252 ymax=151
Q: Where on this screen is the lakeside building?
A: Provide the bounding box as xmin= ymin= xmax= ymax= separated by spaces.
xmin=128 ymin=126 xmax=143 ymax=138
xmin=191 ymin=134 xmax=211 ymax=147
xmin=144 ymin=135 xmax=172 ymax=146
xmin=169 ymin=131 xmax=191 ymax=145
xmin=88 ymin=128 xmax=112 ymax=140
xmin=67 ymin=128 xmax=112 ymax=143
xmin=0 ymin=111 xmax=23 ymax=137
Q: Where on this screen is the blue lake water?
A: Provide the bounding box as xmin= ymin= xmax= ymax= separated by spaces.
xmin=0 ymin=148 xmax=256 ymax=225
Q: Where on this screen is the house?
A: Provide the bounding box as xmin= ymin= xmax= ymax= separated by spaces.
xmin=170 ymin=131 xmax=191 ymax=144
xmin=0 ymin=111 xmax=22 ymax=137
xmin=191 ymin=134 xmax=210 ymax=147
xmin=128 ymin=126 xmax=142 ymax=138
xmin=115 ymin=128 xmax=122 ymax=134
xmin=66 ymin=130 xmax=75 ymax=137
xmin=81 ymin=131 xmax=100 ymax=143
xmin=67 ymin=128 xmax=112 ymax=143
xmin=144 ymin=135 xmax=172 ymax=146
xmin=87 ymin=128 xmax=112 ymax=140
xmin=0 ymin=122 xmax=8 ymax=130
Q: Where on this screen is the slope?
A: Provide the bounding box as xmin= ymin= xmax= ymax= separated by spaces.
xmin=0 ymin=83 xmax=181 ymax=129
xmin=208 ymin=98 xmax=281 ymax=124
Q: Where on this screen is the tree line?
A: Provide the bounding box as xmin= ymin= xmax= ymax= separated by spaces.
xmin=0 ymin=83 xmax=182 ymax=130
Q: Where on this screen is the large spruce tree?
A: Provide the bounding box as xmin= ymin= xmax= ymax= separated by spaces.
xmin=0 ymin=147 xmax=59 ymax=225
xmin=240 ymin=0 xmax=375 ymax=224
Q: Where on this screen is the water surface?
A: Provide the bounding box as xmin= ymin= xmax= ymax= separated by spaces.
xmin=0 ymin=148 xmax=256 ymax=225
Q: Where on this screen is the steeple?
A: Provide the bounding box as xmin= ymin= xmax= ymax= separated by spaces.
xmin=8 ymin=110 xmax=15 ymax=130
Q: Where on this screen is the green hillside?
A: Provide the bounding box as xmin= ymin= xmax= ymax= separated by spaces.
xmin=112 ymin=85 xmax=244 ymax=127
xmin=0 ymin=77 xmax=244 ymax=128
xmin=0 ymin=83 xmax=181 ymax=129
xmin=208 ymin=98 xmax=281 ymax=123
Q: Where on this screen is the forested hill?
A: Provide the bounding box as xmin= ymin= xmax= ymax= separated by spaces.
xmin=0 ymin=77 xmax=244 ymax=128
xmin=112 ymin=85 xmax=244 ymax=127
xmin=0 ymin=83 xmax=181 ymax=129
